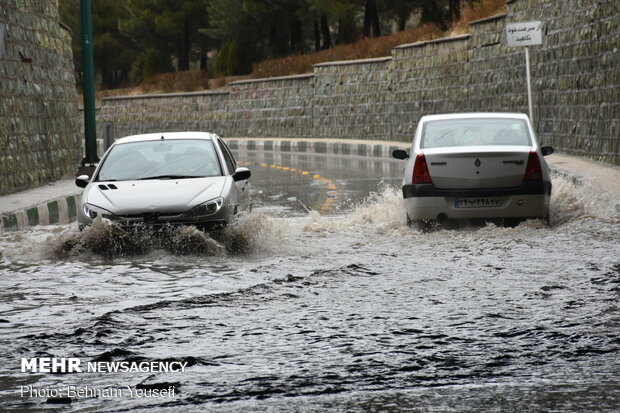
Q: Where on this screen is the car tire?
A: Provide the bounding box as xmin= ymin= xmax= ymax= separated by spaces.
xmin=503 ymin=218 xmax=523 ymax=228
xmin=409 ymin=217 xmax=434 ymax=233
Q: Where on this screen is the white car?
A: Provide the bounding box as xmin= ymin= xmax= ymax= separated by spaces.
xmin=393 ymin=113 xmax=553 ymax=227
xmin=75 ymin=132 xmax=251 ymax=231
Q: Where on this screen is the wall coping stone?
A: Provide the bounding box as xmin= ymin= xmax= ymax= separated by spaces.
xmin=394 ymin=34 xmax=470 ymax=50
xmin=229 ymin=73 xmax=314 ymax=86
xmin=313 ymin=56 xmax=392 ymax=68
xmin=101 ymin=89 xmax=230 ymax=102
xmin=469 ymin=13 xmax=507 ymax=26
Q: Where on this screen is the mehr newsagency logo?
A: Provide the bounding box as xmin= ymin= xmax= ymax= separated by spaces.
xmin=19 ymin=358 xmax=185 ymax=399
xmin=21 ymin=357 xmax=188 ymax=373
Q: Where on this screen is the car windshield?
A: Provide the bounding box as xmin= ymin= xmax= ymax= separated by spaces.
xmin=421 ymin=118 xmax=531 ymax=148
xmin=97 ymin=139 xmax=222 ymax=181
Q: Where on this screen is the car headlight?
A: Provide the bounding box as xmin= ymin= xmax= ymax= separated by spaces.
xmin=183 ymin=197 xmax=224 ymax=218
xmin=83 ymin=203 xmax=115 ymax=220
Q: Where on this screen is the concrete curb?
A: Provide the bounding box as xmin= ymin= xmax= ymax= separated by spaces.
xmin=0 ymin=194 xmax=81 ymax=234
xmin=225 ymin=138 xmax=409 ymax=159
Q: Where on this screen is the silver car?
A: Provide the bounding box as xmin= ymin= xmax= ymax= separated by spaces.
xmin=75 ymin=132 xmax=251 ymax=230
xmin=393 ymin=113 xmax=553 ymax=227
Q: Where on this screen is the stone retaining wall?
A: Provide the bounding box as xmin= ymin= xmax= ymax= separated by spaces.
xmin=391 ymin=35 xmax=470 ymax=142
xmin=228 ymin=74 xmax=314 ymax=138
xmin=0 ymin=0 xmax=82 ymax=195
xmin=97 ymin=0 xmax=619 ymax=165
xmin=313 ymin=58 xmax=392 ymax=140
xmin=508 ymin=0 xmax=619 ymax=163
xmin=99 ymin=91 xmax=230 ymax=139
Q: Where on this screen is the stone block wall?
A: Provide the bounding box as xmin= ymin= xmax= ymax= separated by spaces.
xmin=0 ymin=0 xmax=82 ymax=195
xmin=227 ymin=74 xmax=314 ymax=138
xmin=313 ymin=57 xmax=393 ymax=140
xmin=97 ymin=91 xmax=230 ymax=140
xmin=391 ymin=35 xmax=470 ymax=142
xmin=96 ymin=0 xmax=619 ymax=165
xmin=468 ymin=15 xmax=528 ymax=115
xmin=508 ymin=0 xmax=619 ymax=164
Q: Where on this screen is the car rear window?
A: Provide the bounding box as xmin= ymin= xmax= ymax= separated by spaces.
xmin=97 ymin=139 xmax=222 ymax=181
xmin=421 ymin=118 xmax=532 ymax=149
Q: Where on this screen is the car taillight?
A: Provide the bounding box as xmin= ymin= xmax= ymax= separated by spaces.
xmin=412 ymin=154 xmax=432 ymax=184
xmin=523 ymin=151 xmax=543 ymax=181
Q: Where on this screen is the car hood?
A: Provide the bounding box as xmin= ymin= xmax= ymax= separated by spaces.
xmin=85 ymin=177 xmax=227 ymax=215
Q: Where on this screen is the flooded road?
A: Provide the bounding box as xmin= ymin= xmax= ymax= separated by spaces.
xmin=0 ymin=149 xmax=619 ymax=412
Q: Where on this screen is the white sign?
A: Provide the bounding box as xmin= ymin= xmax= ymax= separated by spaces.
xmin=506 ymin=21 xmax=543 ymax=47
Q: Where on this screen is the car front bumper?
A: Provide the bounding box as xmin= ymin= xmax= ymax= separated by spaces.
xmin=78 ymin=207 xmax=232 ymax=231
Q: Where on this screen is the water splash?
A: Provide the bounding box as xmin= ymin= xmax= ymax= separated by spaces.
xmin=549 ymin=174 xmax=619 ymax=225
xmin=39 ymin=211 xmax=291 ymax=259
xmin=302 ymin=186 xmax=408 ymax=235
xmin=222 ymin=211 xmax=292 ymax=255
xmin=1 ymin=175 xmax=617 ymax=262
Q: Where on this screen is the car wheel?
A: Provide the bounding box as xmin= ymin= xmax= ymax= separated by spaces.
xmin=411 ymin=218 xmax=435 ymax=233
xmin=503 ymin=218 xmax=523 ymax=228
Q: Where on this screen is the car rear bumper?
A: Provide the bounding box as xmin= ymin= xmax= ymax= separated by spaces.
xmin=402 ymin=181 xmax=551 ymax=199
xmin=402 ymin=181 xmax=551 ymax=220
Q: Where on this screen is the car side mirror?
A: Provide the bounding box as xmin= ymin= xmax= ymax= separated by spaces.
xmin=541 ymin=146 xmax=554 ymax=156
xmin=232 ymin=167 xmax=251 ymax=182
xmin=75 ymin=175 xmax=90 ymax=188
xmin=392 ymin=149 xmax=409 ymax=160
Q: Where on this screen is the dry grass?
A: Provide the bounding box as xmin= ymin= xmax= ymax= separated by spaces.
xmin=97 ymin=0 xmax=507 ymax=97
xmin=252 ymin=23 xmax=443 ymax=78
xmin=449 ymin=0 xmax=508 ymax=35
xmin=93 ymin=72 xmax=251 ymax=101
xmin=136 ymin=70 xmax=210 ymax=94
xmin=253 ymin=0 xmax=507 ymax=78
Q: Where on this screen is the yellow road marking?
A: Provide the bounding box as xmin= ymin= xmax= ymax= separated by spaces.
xmin=241 ymin=160 xmax=342 ymax=214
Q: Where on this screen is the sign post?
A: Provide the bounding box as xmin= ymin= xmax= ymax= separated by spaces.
xmin=506 ymin=21 xmax=543 ymax=123
xmin=80 ymin=0 xmax=99 ymax=173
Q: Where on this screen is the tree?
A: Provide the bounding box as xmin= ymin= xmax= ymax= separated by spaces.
xmin=120 ymin=0 xmax=211 ymax=79
xmin=363 ymin=0 xmax=381 ymax=37
xmin=59 ymin=0 xmax=136 ymax=89
xmin=60 ymin=0 xmax=459 ymax=85
xmin=207 ymin=0 xmax=263 ymax=75
xmin=419 ymin=0 xmax=447 ymax=29
xmin=449 ymin=0 xmax=461 ymax=20
xmin=382 ymin=0 xmax=419 ymax=31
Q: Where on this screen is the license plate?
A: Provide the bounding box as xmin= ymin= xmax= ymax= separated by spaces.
xmin=454 ymin=198 xmax=501 ymax=208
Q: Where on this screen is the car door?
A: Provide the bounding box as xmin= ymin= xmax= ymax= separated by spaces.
xmin=217 ymin=138 xmax=250 ymax=211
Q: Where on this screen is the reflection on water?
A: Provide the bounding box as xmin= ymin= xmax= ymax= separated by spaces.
xmin=0 ymin=149 xmax=618 ymax=412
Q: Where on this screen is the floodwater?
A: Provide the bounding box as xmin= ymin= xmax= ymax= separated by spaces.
xmin=0 ymin=149 xmax=618 ymax=412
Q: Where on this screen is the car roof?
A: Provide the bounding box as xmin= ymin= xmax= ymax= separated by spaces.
xmin=420 ymin=112 xmax=529 ymax=122
xmin=114 ymin=131 xmax=218 ymax=144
